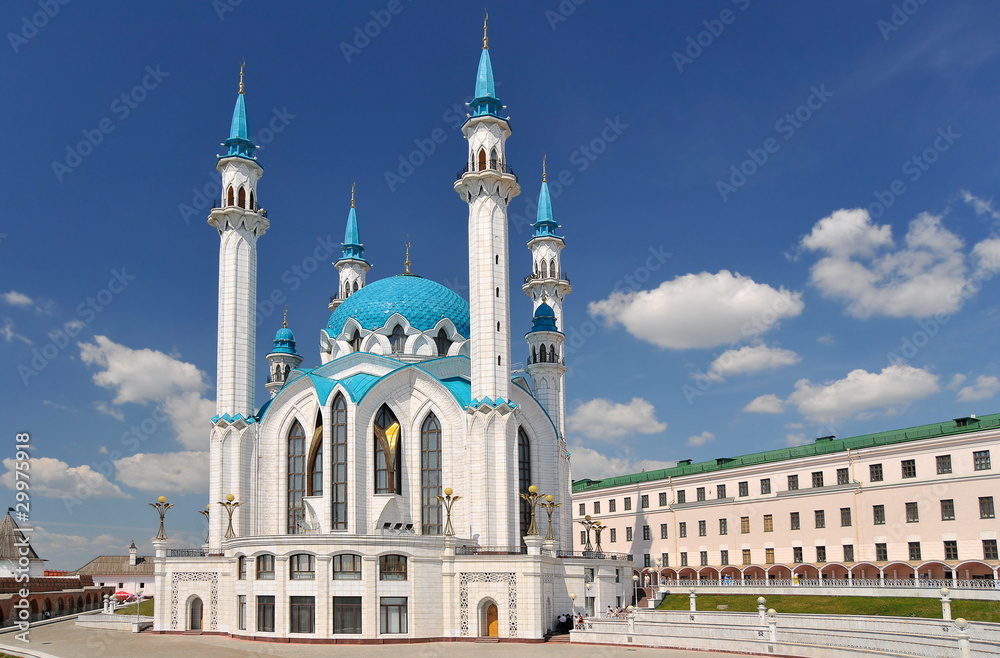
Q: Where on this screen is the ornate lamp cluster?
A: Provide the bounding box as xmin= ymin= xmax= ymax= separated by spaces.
xmin=148 ymin=494 xmax=242 ymax=541
xmin=577 ymin=514 xmax=606 ymax=552
xmin=520 ymin=484 xmax=561 ymax=540
xmin=436 ymin=487 xmax=462 ymax=536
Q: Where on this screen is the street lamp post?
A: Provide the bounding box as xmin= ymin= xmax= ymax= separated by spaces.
xmin=199 ymin=505 xmax=210 ymax=544
xmin=632 ymin=573 xmax=639 ymax=606
xmin=218 ymin=494 xmax=242 ymax=539
xmin=592 ymin=521 xmax=606 ymax=553
xmin=538 ymin=495 xmax=561 ymax=541
xmin=149 ymin=496 xmax=174 ymax=541
xmin=578 ymin=515 xmax=595 ymax=552
xmin=519 ymin=485 xmax=545 ymax=536
xmin=436 ymin=487 xmax=461 ymax=536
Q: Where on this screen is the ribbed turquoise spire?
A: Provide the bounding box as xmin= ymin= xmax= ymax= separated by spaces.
xmin=469 ymin=15 xmax=503 ymax=119
xmin=532 ymin=158 xmax=561 ymax=238
xmin=339 ymin=184 xmax=367 ymax=263
xmin=223 ymin=64 xmax=256 ymax=159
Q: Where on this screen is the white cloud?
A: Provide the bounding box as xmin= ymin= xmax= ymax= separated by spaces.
xmin=2 ymin=291 xmax=34 ymax=307
xmin=697 ymin=344 xmax=800 ymax=381
xmin=0 ymin=457 xmax=128 ymax=499
xmin=29 ymin=527 xmax=126 ymax=570
xmin=588 ymin=270 xmax=803 ymax=349
xmin=0 ymin=317 xmax=31 ymax=344
xmin=786 ymin=433 xmax=809 ymax=447
xmin=64 ymin=319 xmax=85 ymax=331
xmin=161 ymin=391 xmax=216 ymax=449
xmin=785 ymin=422 xmax=804 ymax=429
xmin=744 ymin=394 xmax=785 ymax=413
xmin=94 ymin=402 xmax=124 ymax=421
xmin=817 ymin=334 xmax=835 ymax=345
xmin=687 ymin=431 xmax=715 ymax=447
xmin=787 ymin=364 xmax=939 ymax=422
xmin=961 ymin=189 xmax=1000 ymax=220
xmin=956 ymin=375 xmax=1000 ymax=402
xmin=947 ymin=373 xmax=967 ymax=390
xmin=802 ymin=208 xmax=1000 ymax=318
xmin=569 ymin=445 xmax=675 ymax=481
xmin=113 ymin=451 xmax=209 ymax=494
xmin=567 ymin=398 xmax=667 ymax=440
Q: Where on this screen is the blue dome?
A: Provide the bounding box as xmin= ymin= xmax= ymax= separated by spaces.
xmin=274 ymin=327 xmax=294 ymax=341
xmin=270 ymin=325 xmax=298 ymax=355
xmin=530 ymin=303 xmax=558 ymax=333
xmin=326 ymin=275 xmax=470 ymax=338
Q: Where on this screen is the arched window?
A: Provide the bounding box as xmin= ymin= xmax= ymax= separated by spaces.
xmin=352 ymin=281 xmax=358 ymax=293
xmin=497 ymin=321 xmax=501 ymax=332
xmin=550 ymin=345 xmax=558 ymax=363
xmin=249 ymin=189 xmax=255 ymax=211
xmin=344 ymin=282 xmax=351 ymax=298
xmin=496 ymin=287 xmax=500 ymax=298
xmin=349 ymin=329 xmax=362 ymax=353
xmin=531 ymin=346 xmax=537 ymax=364
xmin=379 ymin=554 xmax=407 ymax=580
xmin=289 ymin=553 xmax=316 ymax=580
xmin=498 ymin=355 xmax=502 ymax=366
xmin=283 ymin=364 xmax=290 ymax=378
xmin=390 ymin=325 xmax=406 ymax=353
xmin=332 ymin=554 xmax=362 ymax=580
xmin=374 ymin=406 xmax=401 ymax=494
xmin=550 ymin=258 xmax=557 ymax=279
xmin=539 ymin=344 xmax=547 ymax=362
xmin=238 ymin=186 xmax=246 ymax=209
xmin=434 ymin=328 xmax=451 ymax=356
xmin=477 ymin=148 xmax=486 ymax=171
xmin=307 ymin=412 xmax=323 ymax=496
xmin=226 ymin=186 xmax=235 ymax=206
xmin=420 ymin=413 xmax=442 ymax=535
xmin=490 ymin=147 xmax=498 ymax=170
xmin=287 ymin=420 xmax=306 ymax=534
xmin=517 ymin=428 xmax=532 ymax=539
xmin=331 ymin=395 xmax=348 ymax=529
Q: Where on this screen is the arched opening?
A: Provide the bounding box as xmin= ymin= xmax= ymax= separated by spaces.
xmin=287 ymin=420 xmax=306 ymax=533
xmin=517 ymin=428 xmax=531 ymax=538
xmin=349 ymin=329 xmax=362 ymax=353
xmin=189 ymin=596 xmax=203 ymax=631
xmin=307 ymin=412 xmax=323 ymax=496
xmin=344 ymin=282 xmax=351 ymax=298
xmin=226 ymin=186 xmax=235 ymax=206
xmin=477 ymin=148 xmax=487 ymax=171
xmin=390 ymin=325 xmax=406 ymax=353
xmin=29 ymin=600 xmax=38 ymax=621
xmin=238 ymin=186 xmax=246 ymax=209
xmin=541 ymin=260 xmax=548 ymax=278
xmin=331 ymin=394 xmax=349 ymax=529
xmin=539 ymin=344 xmax=547 ymax=362
xmin=374 ymin=406 xmax=401 ymax=494
xmin=550 ymin=258 xmax=557 ymax=278
xmin=489 ymin=147 xmax=498 ymax=170
xmin=550 ymin=345 xmax=558 ymax=362
xmin=249 ymin=189 xmax=255 ymax=210
xmin=420 ymin=413 xmax=442 ymax=534
xmin=56 ymin=598 xmax=64 ymax=616
xmin=352 ymin=280 xmax=358 ymax=293
xmin=497 ymin=321 xmax=501 ymax=332
xmin=482 ymin=601 xmax=499 ymax=637
xmin=531 ymin=345 xmax=537 ymax=364
xmin=434 ymin=328 xmax=451 ymax=356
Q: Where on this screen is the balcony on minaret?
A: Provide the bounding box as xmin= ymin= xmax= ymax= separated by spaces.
xmin=456 ymin=161 xmax=517 ymax=181
xmin=524 ymin=270 xmax=570 ymax=285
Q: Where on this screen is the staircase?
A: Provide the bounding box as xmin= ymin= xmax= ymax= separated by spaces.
xmin=546 ymin=632 xmax=571 ymax=643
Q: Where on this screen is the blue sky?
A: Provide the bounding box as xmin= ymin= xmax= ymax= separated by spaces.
xmin=2 ymin=1 xmax=1000 ymax=569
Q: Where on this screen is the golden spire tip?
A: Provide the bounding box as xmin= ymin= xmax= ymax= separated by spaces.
xmin=483 ymin=10 xmax=489 ymax=49
xmin=350 ymin=181 xmax=356 ymax=208
xmin=404 ymin=240 xmax=412 ymax=275
xmin=238 ymin=59 xmax=245 ymax=94
xmin=542 ymin=154 xmax=547 ymax=183
xmin=282 ymin=307 xmax=288 ymax=329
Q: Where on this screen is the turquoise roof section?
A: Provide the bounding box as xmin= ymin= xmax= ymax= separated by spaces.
xmin=469 ymin=48 xmax=504 ymax=119
xmin=532 ymin=181 xmax=561 ymax=238
xmin=270 ymin=326 xmax=298 ymax=355
xmin=573 ymin=413 xmax=1000 ymax=493
xmin=223 ymin=93 xmax=256 ymax=160
xmin=325 ymin=275 xmax=470 ymax=338
xmin=339 ymin=206 xmax=367 ymax=263
xmin=529 ymin=303 xmax=558 ymax=333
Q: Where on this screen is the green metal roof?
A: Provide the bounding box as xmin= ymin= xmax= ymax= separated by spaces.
xmin=572 ymin=413 xmax=1000 ymax=493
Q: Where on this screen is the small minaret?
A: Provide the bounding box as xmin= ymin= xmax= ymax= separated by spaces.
xmin=525 ymin=301 xmax=567 ymax=436
xmin=329 ymin=183 xmax=371 ymax=311
xmin=128 ymin=540 xmax=137 ymax=567
xmin=522 ymin=157 xmax=571 ymax=329
xmin=453 ymin=15 xmax=520 ymax=403
xmin=265 ymin=310 xmax=302 ymax=398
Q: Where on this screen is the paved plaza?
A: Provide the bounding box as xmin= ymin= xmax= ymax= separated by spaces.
xmin=0 ymin=620 xmax=734 ymax=658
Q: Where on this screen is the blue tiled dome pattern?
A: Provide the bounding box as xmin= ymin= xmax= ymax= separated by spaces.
xmin=326 ymin=275 xmax=470 ymax=338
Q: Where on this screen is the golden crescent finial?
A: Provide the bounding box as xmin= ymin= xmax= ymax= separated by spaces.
xmin=483 ymin=11 xmax=489 ymax=49
xmin=404 ymin=240 xmax=412 ymax=275
xmin=238 ymin=59 xmax=245 ymax=94
xmin=542 ymin=154 xmax=547 ymax=183
xmin=282 ymin=307 xmax=288 ymax=329
xmin=350 ymin=181 xmax=356 ymax=208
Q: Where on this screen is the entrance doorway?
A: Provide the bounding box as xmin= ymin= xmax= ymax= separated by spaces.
xmin=189 ymin=596 xmax=203 ymax=631
xmin=485 ymin=603 xmax=498 ymax=637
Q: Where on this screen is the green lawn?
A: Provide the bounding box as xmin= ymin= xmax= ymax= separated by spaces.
xmin=656 ymin=594 xmax=1000 ymax=623
xmin=113 ymin=598 xmax=155 ymax=616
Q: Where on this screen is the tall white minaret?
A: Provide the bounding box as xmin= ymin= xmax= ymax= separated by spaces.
xmin=329 ymin=184 xmax=371 ymax=311
xmin=522 ymin=158 xmax=572 ymax=329
xmin=207 ymin=66 xmax=268 ymax=551
xmin=453 ymin=17 xmax=520 ymax=403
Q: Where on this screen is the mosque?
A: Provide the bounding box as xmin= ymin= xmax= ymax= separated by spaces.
xmin=151 ymin=22 xmax=633 ymax=641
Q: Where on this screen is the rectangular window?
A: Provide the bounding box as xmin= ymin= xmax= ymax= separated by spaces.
xmin=680 ymin=552 xmax=688 ymax=566
xmin=789 ymin=511 xmax=800 ymax=530
xmin=906 ymin=501 xmax=919 ymax=523
xmin=256 ymin=554 xmax=275 ymax=580
xmin=579 ymin=503 xmax=586 ymax=516
xmin=720 ymin=550 xmax=729 ymax=565
xmin=609 ymin=499 xmax=617 ymax=513
xmin=698 ymin=520 xmax=707 ymax=537
xmin=816 ymin=546 xmax=826 ymax=563
xmin=643 ymin=553 xmax=651 ymax=567
xmin=659 ymin=492 xmax=668 ymax=506
xmin=793 ymin=547 xmax=803 ymax=563
xmin=717 ymin=484 xmax=727 ymax=499
xmin=901 ymin=459 xmax=916 ymax=478
xmin=333 ymin=596 xmax=362 ymax=634
xmin=661 ymin=552 xmax=669 ymax=567
xmin=873 ymin=504 xmax=885 ymax=525
xmin=814 ymin=510 xmax=825 ymax=529
xmin=626 ymin=526 xmax=633 ymax=541
xmin=610 ymin=528 xmax=617 ymax=543
xmin=678 ymin=522 xmax=687 ymax=538
xmin=332 ymin=554 xmax=362 ymax=580
xmin=379 ymin=597 xmax=407 ymax=634
xmin=760 ymin=478 xmax=772 ymax=494
xmin=936 ymin=454 xmax=952 ymax=474
xmin=379 ymin=555 xmax=407 ymax=581
xmin=677 ymin=490 xmax=686 ymax=504
xmin=765 ymin=548 xmax=775 ymax=564
xmin=580 ymin=530 xmax=586 ymax=545
xmin=944 ymin=540 xmax=959 ymax=560
xmin=738 ymin=481 xmax=749 ymax=497
xmin=974 ymin=450 xmax=992 ymax=471
xmin=742 ymin=549 xmax=751 ymax=565
xmin=237 ymin=595 xmax=246 ymax=631
xmin=812 ymin=471 xmax=824 ymax=488
xmin=908 ymin=542 xmax=922 ymax=561
xmin=870 ymin=463 xmax=883 ymax=482
xmin=700 ymin=551 xmax=708 ymax=566
xmin=980 ymin=496 xmax=995 ymax=519
xmin=740 ymin=516 xmax=750 ymax=534
xmin=941 ymin=499 xmax=955 ymax=521
xmin=290 ymin=596 xmax=315 ymax=634
xmin=719 ymin=518 xmax=728 ymax=535
xmin=643 ymin=525 xmax=651 ymax=541
xmin=840 ymin=507 xmax=852 ymax=527
xmin=237 ymin=556 xmax=247 ymax=580
xmin=787 ymin=475 xmax=799 ymax=491
xmin=837 ymin=467 xmax=849 ymax=485
xmin=984 ymin=540 xmax=999 ymax=560
xmin=763 ymin=514 xmax=773 ymax=532
xmin=624 ymin=497 xmax=632 ymax=511
xmin=660 ymin=523 xmax=669 ymax=539
xmin=696 ymin=487 xmax=706 ymax=502
xmin=875 ymin=543 xmax=888 ymax=561
xmin=843 ymin=544 xmax=854 ymax=562
xmin=290 ymin=554 xmax=316 ymax=580
xmin=593 ymin=501 xmax=601 ymax=515
xmin=640 ymin=494 xmax=649 ymax=509
xmin=256 ymin=595 xmax=275 ymax=633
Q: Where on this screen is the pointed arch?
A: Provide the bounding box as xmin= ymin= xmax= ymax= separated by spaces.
xmin=249 ymin=189 xmax=255 ymax=211
xmin=287 ymin=420 xmax=306 ymax=534
xmin=539 ymin=344 xmax=547 ymax=362
xmin=307 ymin=411 xmax=323 ymax=496
xmin=352 ymin=280 xmax=359 ymax=293
xmin=517 ymin=428 xmax=532 ymax=539
xmin=349 ymin=329 xmax=362 ymax=353
xmin=531 ymin=345 xmax=537 ymax=364
xmin=550 ymin=258 xmax=557 ymax=278
xmin=331 ymin=394 xmax=348 ymax=529
xmin=238 ymin=186 xmax=247 ymax=209
xmin=374 ymin=405 xmax=401 ymax=495
xmin=541 ymin=260 xmax=548 ymax=278
xmin=434 ymin=328 xmax=452 ymax=356
xmin=489 ymin=147 xmax=498 ymax=170
xmin=420 ymin=413 xmax=442 ymax=534
xmin=390 ymin=325 xmax=406 ymax=353
xmin=477 ymin=148 xmax=487 ymax=171
xmin=226 ymin=186 xmax=235 ymax=206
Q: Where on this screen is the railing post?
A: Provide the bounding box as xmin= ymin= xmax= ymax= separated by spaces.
xmin=940 ymin=588 xmax=952 ymax=621
xmin=689 ymin=588 xmax=697 ymax=612
xmin=757 ymin=597 xmax=767 ymax=623
xmin=955 ymin=618 xmax=971 ymax=658
xmin=766 ymin=608 xmax=778 ymax=644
